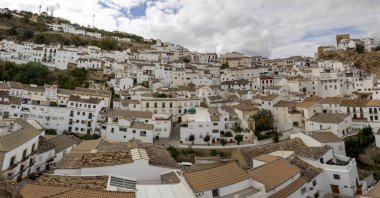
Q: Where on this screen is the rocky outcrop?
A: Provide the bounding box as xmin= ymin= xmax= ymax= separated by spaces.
xmin=319 ymin=50 xmax=380 ymax=76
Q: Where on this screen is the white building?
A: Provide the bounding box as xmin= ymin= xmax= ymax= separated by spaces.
xmin=0 ymin=119 xmax=44 ymax=182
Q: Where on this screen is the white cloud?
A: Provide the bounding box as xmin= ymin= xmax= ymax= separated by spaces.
xmin=1 ymin=0 xmax=379 ymax=58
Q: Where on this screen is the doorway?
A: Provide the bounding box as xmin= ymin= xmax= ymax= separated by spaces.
xmin=330 ymin=184 xmax=340 ymax=194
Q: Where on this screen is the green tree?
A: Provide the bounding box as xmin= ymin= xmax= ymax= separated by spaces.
xmin=23 ymin=29 xmax=34 ymax=39
xmin=224 ymin=131 xmax=233 ymax=137
xmin=189 ymin=134 xmax=195 ymax=145
xmin=251 ymin=109 xmax=274 ymax=137
xmin=0 ymin=62 xmax=49 ymax=85
xmin=35 ymin=34 xmax=47 ymax=44
xmin=234 ymin=134 xmax=244 ymax=145
xmin=167 ymin=146 xmax=179 ymax=159
xmin=45 ymin=129 xmax=57 ymax=135
xmin=8 ymin=26 xmax=18 ymax=35
xmin=99 ymin=36 xmax=119 ymax=50
xmin=203 ymin=135 xmax=211 ymax=146
xmin=359 ymin=125 xmax=374 ymax=146
xmin=345 ymin=138 xmax=362 ymax=158
xmin=356 ymin=44 xmax=365 ymax=54
xmin=3 ymin=10 xmax=12 ymax=19
xmin=220 ymin=139 xmax=227 ymax=146
xmin=272 ymin=129 xmax=279 ymax=142
xmin=182 ymin=58 xmax=190 ymax=63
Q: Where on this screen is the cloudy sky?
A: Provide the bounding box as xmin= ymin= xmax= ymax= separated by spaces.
xmin=1 ymin=0 xmax=379 ymax=58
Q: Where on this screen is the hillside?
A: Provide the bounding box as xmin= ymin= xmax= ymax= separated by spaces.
xmin=0 ymin=9 xmax=153 ymax=51
xmin=319 ymin=50 xmax=380 ymax=76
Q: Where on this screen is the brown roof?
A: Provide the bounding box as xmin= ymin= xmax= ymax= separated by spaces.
xmin=268 ymin=177 xmax=305 ymax=198
xmin=37 ymin=136 xmax=56 ymax=154
xmin=71 ymin=139 xmax=106 ymax=153
xmin=0 ymin=82 xmax=10 ymax=90
xmin=55 ymin=140 xmax=179 ymax=169
xmin=8 ymin=81 xmax=23 ymax=89
xmin=183 ymin=162 xmax=249 ymax=193
xmin=74 ymin=87 xmax=112 ymax=97
xmin=255 ymin=94 xmax=279 ymax=101
xmin=21 ymin=184 xmax=135 ymax=198
xmin=295 ymin=101 xmax=317 ymax=109
xmin=273 ymin=100 xmax=295 ymax=108
xmin=0 ymin=119 xmax=42 ymax=152
xmin=9 ymin=96 xmax=21 ymax=105
xmin=309 ymin=113 xmax=350 ymax=124
xmin=161 ymin=171 xmax=181 ymax=184
xmin=21 ymin=184 xmax=72 ymax=198
xmin=130 ymin=121 xmax=153 ymax=130
xmin=358 ymin=168 xmax=373 ymax=180
xmin=303 ymin=96 xmax=323 ymax=102
xmin=309 ymin=132 xmax=343 ymax=143
xmin=69 ymin=95 xmax=101 ymax=104
xmin=233 ymin=138 xmax=331 ymax=169
xmin=35 ymin=174 xmax=109 ymax=190
xmin=340 ymin=99 xmax=369 ymax=107
xmin=320 ymin=97 xmax=344 ymax=104
xmin=55 ymin=152 xmax=133 ymax=169
xmin=289 ymin=156 xmax=322 ymax=182
xmin=366 ymin=100 xmax=380 ymax=107
xmin=112 ymin=109 xmax=152 ymax=119
xmin=249 ymin=158 xmax=300 ymax=192
xmin=48 ymin=135 xmax=81 ymax=153
xmin=253 ymin=155 xmax=280 ymax=163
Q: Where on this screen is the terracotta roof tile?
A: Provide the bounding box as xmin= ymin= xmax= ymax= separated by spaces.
xmin=289 ymin=156 xmax=322 ymax=182
xmin=35 ymin=175 xmax=109 ymax=190
xmin=268 ymin=177 xmax=305 ymax=198
xmin=309 ymin=132 xmax=342 ymax=143
xmin=234 ymin=138 xmax=330 ymax=169
xmin=309 ymin=113 xmax=350 ymax=124
xmin=21 ymin=184 xmax=135 ymax=198
xmin=249 ymin=158 xmax=300 ymax=192
xmin=184 ymin=162 xmax=249 ymax=192
xmin=48 ymin=135 xmax=81 ymax=153
xmin=0 ymin=119 xmax=42 ymax=152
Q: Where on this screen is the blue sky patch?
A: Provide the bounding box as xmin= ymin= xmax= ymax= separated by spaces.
xmin=302 ymin=26 xmax=363 ymax=41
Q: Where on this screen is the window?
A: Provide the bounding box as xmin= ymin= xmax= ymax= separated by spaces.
xmin=212 ymin=189 xmax=219 ymax=197
xmin=23 ymin=149 xmax=27 ymax=158
xmin=312 ymin=180 xmax=317 ymax=186
xmin=140 ymin=131 xmax=146 ymax=136
xmin=333 ymin=174 xmax=340 ymax=180
xmin=10 ymin=156 xmax=16 ymax=167
xmin=301 ymin=187 xmax=306 ymax=194
xmin=146 ymin=103 xmax=149 ymax=108
xmin=32 ymin=143 xmax=35 ymax=152
xmin=133 ymin=130 xmax=136 ymax=133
